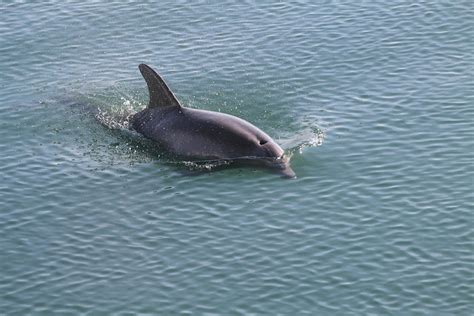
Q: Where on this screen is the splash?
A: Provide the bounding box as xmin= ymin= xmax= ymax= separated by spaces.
xmin=95 ymin=97 xmax=142 ymax=130
xmin=95 ymin=97 xmax=140 ymax=130
xmin=279 ymin=125 xmax=325 ymax=157
xmin=62 ymin=80 xmax=145 ymax=131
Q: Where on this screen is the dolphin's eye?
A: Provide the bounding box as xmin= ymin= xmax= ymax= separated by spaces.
xmin=259 ymin=139 xmax=268 ymax=145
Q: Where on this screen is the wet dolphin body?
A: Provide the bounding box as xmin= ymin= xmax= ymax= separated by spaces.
xmin=130 ymin=64 xmax=295 ymax=178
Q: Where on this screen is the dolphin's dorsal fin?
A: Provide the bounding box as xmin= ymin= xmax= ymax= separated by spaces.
xmin=139 ymin=64 xmax=182 ymax=109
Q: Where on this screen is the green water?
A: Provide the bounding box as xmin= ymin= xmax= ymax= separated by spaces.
xmin=1 ymin=1 xmax=473 ymax=315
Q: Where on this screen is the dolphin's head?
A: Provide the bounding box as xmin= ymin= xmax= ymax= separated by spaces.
xmin=249 ymin=135 xmax=296 ymax=179
xmin=187 ymin=109 xmax=296 ymax=178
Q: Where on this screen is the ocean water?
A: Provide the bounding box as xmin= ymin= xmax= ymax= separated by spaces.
xmin=1 ymin=1 xmax=473 ymax=315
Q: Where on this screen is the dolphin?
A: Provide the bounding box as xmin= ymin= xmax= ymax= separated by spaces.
xmin=130 ymin=64 xmax=295 ymax=178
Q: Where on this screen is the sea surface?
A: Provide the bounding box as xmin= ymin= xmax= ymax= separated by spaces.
xmin=1 ymin=1 xmax=473 ymax=315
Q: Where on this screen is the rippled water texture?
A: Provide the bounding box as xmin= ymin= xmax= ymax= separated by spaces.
xmin=1 ymin=1 xmax=473 ymax=314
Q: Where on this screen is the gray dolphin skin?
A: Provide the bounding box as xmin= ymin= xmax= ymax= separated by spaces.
xmin=130 ymin=64 xmax=295 ymax=178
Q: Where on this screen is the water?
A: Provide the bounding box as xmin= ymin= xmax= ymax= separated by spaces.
xmin=1 ymin=1 xmax=472 ymax=314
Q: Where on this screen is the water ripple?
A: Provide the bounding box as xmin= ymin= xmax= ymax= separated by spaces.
xmin=1 ymin=0 xmax=473 ymax=314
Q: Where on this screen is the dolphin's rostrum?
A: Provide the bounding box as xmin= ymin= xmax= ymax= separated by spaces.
xmin=130 ymin=64 xmax=295 ymax=178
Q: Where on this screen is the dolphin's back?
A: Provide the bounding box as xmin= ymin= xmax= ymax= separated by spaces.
xmin=132 ymin=107 xmax=272 ymax=160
